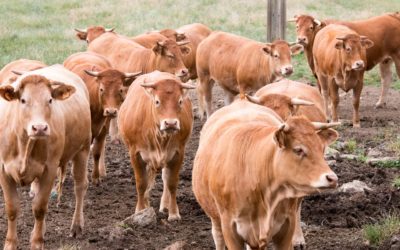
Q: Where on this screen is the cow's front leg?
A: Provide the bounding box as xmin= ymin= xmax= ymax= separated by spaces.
xmin=130 ymin=150 xmax=150 ymax=213
xmin=30 ymin=166 xmax=56 ymax=250
xmin=328 ymin=79 xmax=339 ymax=122
xmin=163 ymin=151 xmax=184 ymax=221
xmin=0 ymin=171 xmax=20 ymax=250
xmin=92 ymin=122 xmax=108 ymax=185
xmin=352 ymin=80 xmax=363 ymax=128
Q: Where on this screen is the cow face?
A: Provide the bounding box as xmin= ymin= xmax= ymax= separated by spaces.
xmin=262 ymin=41 xmax=303 ymax=77
xmin=75 ymin=26 xmax=114 ymax=44
xmin=158 ymin=29 xmax=187 ymax=42
xmin=291 ymin=15 xmax=325 ymax=47
xmin=273 ymin=117 xmax=339 ymax=194
xmin=141 ymin=78 xmax=195 ymax=133
xmin=152 ymin=39 xmax=191 ymax=82
xmin=246 ymin=94 xmax=314 ymax=120
xmin=335 ymin=34 xmax=374 ymax=71
xmin=85 ymin=69 xmax=141 ymax=117
xmin=0 ymin=75 xmax=75 ymax=139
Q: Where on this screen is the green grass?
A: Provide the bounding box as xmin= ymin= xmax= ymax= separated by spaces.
xmin=1 ymin=0 xmax=400 ymax=88
xmin=393 ymin=177 xmax=400 ymax=188
xmin=375 ymin=160 xmax=400 ymax=169
xmin=345 ymin=139 xmax=358 ymax=153
xmin=363 ymin=214 xmax=400 ymax=247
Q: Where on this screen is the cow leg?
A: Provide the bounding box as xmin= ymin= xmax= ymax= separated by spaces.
xmin=328 ymin=80 xmax=340 ymax=122
xmin=109 ymin=117 xmax=121 ymax=144
xmin=0 ymin=171 xmax=19 ymax=250
xmin=197 ymin=73 xmax=214 ymax=119
xmin=221 ymin=217 xmax=245 ymax=250
xmin=130 ymin=150 xmax=150 ymax=212
xmin=211 ymin=218 xmax=226 ymax=250
xmin=352 ymin=80 xmax=363 ymax=128
xmin=292 ymin=198 xmax=306 ymax=249
xmin=91 ymin=124 xmax=108 ymax=185
xmin=70 ymin=148 xmax=89 ymax=237
xmin=30 ymin=167 xmax=57 ymax=250
xmin=272 ymin=217 xmax=295 ymax=250
xmin=223 ymin=89 xmax=235 ymax=105
xmin=376 ymin=60 xmax=393 ymax=108
xmin=159 ymin=168 xmax=171 ymax=213
xmin=162 ymin=152 xmax=184 ymax=221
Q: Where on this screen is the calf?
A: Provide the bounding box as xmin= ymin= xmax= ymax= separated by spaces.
xmin=64 ymin=52 xmax=141 ymax=186
xmin=313 ymin=24 xmax=373 ymax=127
xmin=0 ymin=59 xmax=47 ymax=84
xmin=193 ymin=100 xmax=339 ymax=249
xmin=196 ymin=31 xmax=303 ymax=119
xmin=0 ymin=65 xmax=91 ymax=249
xmin=118 ymin=71 xmax=195 ymax=220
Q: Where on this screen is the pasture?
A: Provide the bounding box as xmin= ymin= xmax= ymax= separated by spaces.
xmin=0 ymin=0 xmax=399 ymax=249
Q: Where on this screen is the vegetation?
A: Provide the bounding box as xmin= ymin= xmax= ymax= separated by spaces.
xmin=363 ymin=214 xmax=400 ymax=247
xmin=375 ymin=160 xmax=400 ymax=169
xmin=393 ymin=177 xmax=400 ymax=188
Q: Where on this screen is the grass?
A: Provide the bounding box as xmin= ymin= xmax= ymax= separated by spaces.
xmin=1 ymin=0 xmax=400 ymax=88
xmin=375 ymin=160 xmax=400 ymax=169
xmin=345 ymin=139 xmax=358 ymax=153
xmin=393 ymin=177 xmax=400 ymax=188
xmin=363 ymin=214 xmax=400 ymax=247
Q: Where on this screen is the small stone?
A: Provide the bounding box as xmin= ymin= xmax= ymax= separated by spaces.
xmin=338 ymin=180 xmax=372 ymax=193
xmin=123 ymin=207 xmax=157 ymax=227
xmin=163 ymin=241 xmax=187 ymax=250
xmin=367 ymin=148 xmax=381 ymax=158
xmin=325 ymin=147 xmax=340 ymax=159
xmin=339 ymin=154 xmax=358 ymax=160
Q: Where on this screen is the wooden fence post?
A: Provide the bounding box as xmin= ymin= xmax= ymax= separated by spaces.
xmin=267 ymin=0 xmax=286 ymax=42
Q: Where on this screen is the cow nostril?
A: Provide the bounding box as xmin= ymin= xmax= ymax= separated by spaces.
xmin=326 ymin=174 xmax=338 ymax=183
xmin=43 ymin=125 xmax=48 ymax=131
xmin=32 ymin=125 xmax=37 ymax=131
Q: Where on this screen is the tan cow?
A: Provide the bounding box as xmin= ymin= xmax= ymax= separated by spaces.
xmin=313 ymin=24 xmax=373 ymax=127
xmin=63 ymin=52 xmax=141 ymax=187
xmin=0 ymin=59 xmax=47 ymax=84
xmin=292 ymin=13 xmax=400 ymax=108
xmin=118 ymin=71 xmax=195 ymax=221
xmin=193 ymin=100 xmax=339 ymax=249
xmin=196 ymin=31 xmax=303 ymax=119
xmin=0 ymin=65 xmax=91 ymax=249
xmin=75 ymin=26 xmax=114 ymax=44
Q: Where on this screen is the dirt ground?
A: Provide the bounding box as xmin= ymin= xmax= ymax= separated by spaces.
xmin=0 ymin=84 xmax=399 ymax=250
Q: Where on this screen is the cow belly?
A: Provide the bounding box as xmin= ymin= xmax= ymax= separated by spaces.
xmin=139 ymin=149 xmax=178 ymax=171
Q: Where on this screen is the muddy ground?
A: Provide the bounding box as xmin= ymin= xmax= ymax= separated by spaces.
xmin=0 ymin=85 xmax=399 ymax=250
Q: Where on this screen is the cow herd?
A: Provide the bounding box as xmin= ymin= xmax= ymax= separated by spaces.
xmin=0 ymin=11 xmax=398 ymax=250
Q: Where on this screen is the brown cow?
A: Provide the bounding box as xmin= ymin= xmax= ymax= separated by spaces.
xmin=0 ymin=59 xmax=47 ymax=84
xmin=118 ymin=71 xmax=195 ymax=221
xmin=292 ymin=13 xmax=400 ymax=108
xmin=0 ymin=65 xmax=91 ymax=249
xmin=196 ymin=31 xmax=303 ymax=119
xmin=193 ymin=100 xmax=339 ymax=249
xmin=313 ymin=24 xmax=373 ymax=127
xmin=75 ymin=26 xmax=114 ymax=44
xmin=63 ymin=52 xmax=141 ymax=186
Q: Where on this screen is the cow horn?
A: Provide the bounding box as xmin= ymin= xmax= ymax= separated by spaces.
xmin=74 ymin=28 xmax=87 ymax=33
xmin=336 ymin=36 xmax=346 ymax=41
xmin=360 ymin=35 xmax=368 ymax=40
xmin=140 ymin=81 xmax=157 ymax=88
xmin=313 ymin=19 xmax=322 ymax=26
xmin=11 ymin=70 xmax=26 ymax=76
xmin=312 ymin=122 xmax=341 ymax=130
xmin=105 ymin=27 xmax=115 ymax=32
xmin=157 ymin=41 xmax=166 ymax=47
xmin=180 ymin=82 xmax=196 ymax=89
xmin=279 ymin=123 xmax=291 ymax=132
xmin=124 ymin=71 xmax=142 ymax=78
xmin=291 ymin=98 xmax=314 ymax=106
xmin=245 ymin=94 xmax=261 ymax=104
xmin=177 ymin=40 xmax=190 ymax=46
xmin=84 ymin=70 xmax=100 ymax=77
xmin=287 ymin=15 xmax=298 ymax=22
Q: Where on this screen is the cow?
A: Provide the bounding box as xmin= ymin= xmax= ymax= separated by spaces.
xmin=192 ymin=99 xmax=339 ymax=250
xmin=291 ymin=13 xmax=400 ymax=108
xmin=0 ymin=59 xmax=47 ymax=84
xmin=63 ymin=51 xmax=141 ymax=187
xmin=196 ymin=31 xmax=303 ymax=119
xmin=0 ymin=65 xmax=91 ymax=249
xmin=246 ymin=79 xmax=328 ymax=248
xmin=75 ymin=26 xmax=114 ymax=44
xmin=118 ymin=71 xmax=195 ymax=221
xmin=313 ymin=24 xmax=373 ymax=127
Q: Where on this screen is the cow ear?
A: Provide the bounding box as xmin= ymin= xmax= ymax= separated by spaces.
xmin=152 ymin=42 xmax=164 ymax=54
xmin=262 ymin=44 xmax=272 ymax=55
xmin=335 ymin=41 xmax=344 ymax=50
xmin=290 ymin=44 xmax=303 ymax=55
xmin=76 ymin=31 xmax=87 ymax=41
xmin=317 ymin=128 xmax=338 ymax=146
xmin=51 ymin=84 xmax=76 ymax=100
xmin=361 ymin=38 xmax=374 ymax=49
xmin=0 ymin=85 xmax=18 ymax=101
xmin=180 ymin=45 xmax=191 ymax=55
xmin=176 ymin=33 xmax=186 ymax=41
xmin=274 ymin=124 xmax=287 ymax=148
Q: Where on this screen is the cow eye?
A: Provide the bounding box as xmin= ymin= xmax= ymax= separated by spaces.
xmin=274 ymin=54 xmax=279 ymax=58
xmin=310 ymin=26 xmax=314 ymax=30
xmin=155 ymin=100 xmax=160 ymax=107
xmin=119 ymin=89 xmax=124 ymax=94
xmin=21 ymin=98 xmax=26 ymax=104
xmin=293 ymin=147 xmax=306 ymax=157
xmin=179 ymin=99 xmax=183 ymax=106
xmin=296 ymin=25 xmax=299 ymax=29
xmin=49 ymin=98 xmax=53 ymax=104
xmin=346 ymin=47 xmax=351 ymax=53
xmin=100 ymin=88 xmax=104 ymax=93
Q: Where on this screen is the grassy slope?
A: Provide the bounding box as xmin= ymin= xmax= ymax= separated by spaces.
xmin=0 ymin=0 xmax=399 ymax=88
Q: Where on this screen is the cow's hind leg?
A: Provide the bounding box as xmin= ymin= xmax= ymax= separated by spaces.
xmin=376 ymin=60 xmax=392 ymax=108
xmin=55 ymin=163 xmax=67 ymax=206
xmin=70 ymin=147 xmax=89 ymax=237
xmin=0 ymin=172 xmax=19 ymax=250
xmin=328 ymin=79 xmax=340 ymax=122
xmin=211 ymin=218 xmax=226 ymax=250
xmin=318 ymin=74 xmax=330 ymax=120
xmin=91 ymin=123 xmax=108 ymax=185
xmin=197 ymin=72 xmax=214 ymax=119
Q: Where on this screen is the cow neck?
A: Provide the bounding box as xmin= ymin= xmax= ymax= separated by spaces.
xmin=143 ymin=49 xmax=156 ymax=73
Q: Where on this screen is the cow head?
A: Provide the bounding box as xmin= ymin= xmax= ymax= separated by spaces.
xmin=75 ymin=26 xmax=114 ymax=44
xmin=335 ymin=34 xmax=374 ymax=71
xmin=0 ymin=75 xmax=75 ymax=139
xmin=152 ymin=39 xmax=191 ymax=82
xmin=140 ymin=78 xmax=195 ymax=133
xmin=246 ymin=93 xmax=314 ymax=120
xmin=289 ymin=15 xmax=326 ymax=48
xmin=158 ymin=29 xmax=187 ymax=42
xmin=273 ymin=117 xmax=339 ymax=194
xmin=262 ymin=40 xmax=303 ymax=77
xmin=85 ymin=69 xmax=141 ymax=118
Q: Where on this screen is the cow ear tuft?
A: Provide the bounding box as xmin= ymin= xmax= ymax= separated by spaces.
xmin=318 ymin=128 xmax=338 ymax=146
xmin=51 ymin=84 xmax=76 ymax=100
xmin=262 ymin=44 xmax=272 ymax=55
xmin=274 ymin=124 xmax=287 ymax=148
xmin=180 ymin=46 xmax=191 ymax=55
xmin=290 ymin=44 xmax=303 ymax=55
xmin=335 ymin=41 xmax=344 ymax=50
xmin=0 ymin=85 xmax=18 ymax=101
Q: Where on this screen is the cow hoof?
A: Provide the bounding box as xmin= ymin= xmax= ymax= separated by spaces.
xmin=111 ymin=138 xmax=121 ymax=145
xmin=353 ymin=123 xmax=361 ymax=128
xmin=92 ymin=178 xmax=101 ymax=186
xmin=375 ymin=102 xmax=386 ymax=109
xmin=70 ymin=224 xmax=83 ymax=238
xmin=4 ymin=239 xmax=17 ymax=250
xmin=159 ymin=207 xmax=168 ymax=213
xmin=294 ymin=243 xmax=306 ymax=250
xmin=168 ymin=213 xmax=181 ymax=221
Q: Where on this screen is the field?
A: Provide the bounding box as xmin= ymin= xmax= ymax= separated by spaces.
xmin=0 ymin=0 xmax=400 ymax=249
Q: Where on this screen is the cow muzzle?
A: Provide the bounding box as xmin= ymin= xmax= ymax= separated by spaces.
xmin=312 ymin=172 xmax=338 ymax=189
xmin=176 ymin=69 xmax=189 ymax=81
xmin=160 ymin=119 xmax=180 ymax=133
xmin=352 ymin=60 xmax=365 ymax=70
xmin=281 ymin=65 xmax=294 ymax=76
xmin=297 ymin=36 xmax=308 ymax=46
xmin=104 ymin=108 xmax=118 ymax=118
xmin=28 ymin=122 xmax=50 ymax=138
